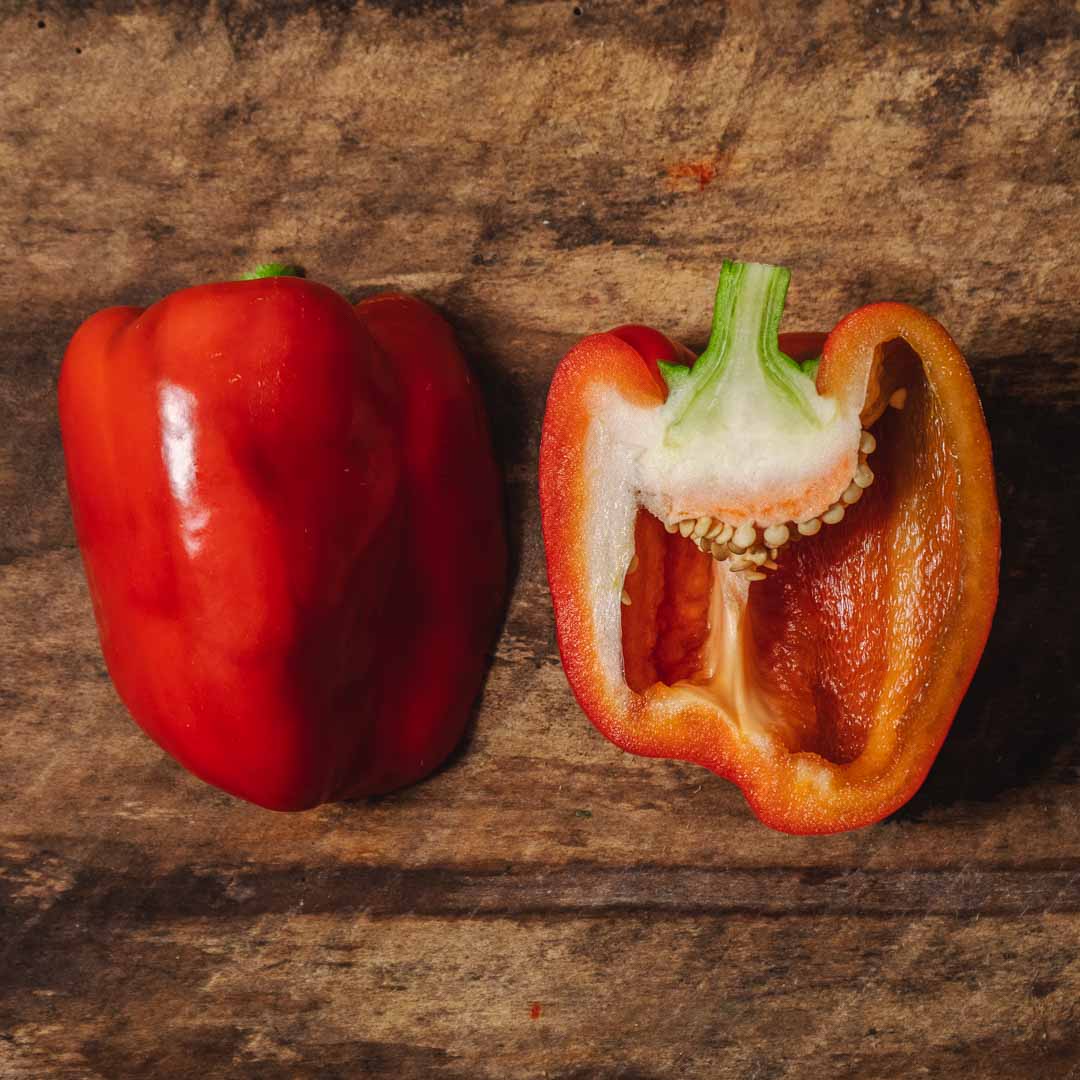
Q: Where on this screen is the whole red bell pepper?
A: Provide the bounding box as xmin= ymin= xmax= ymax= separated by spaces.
xmin=59 ymin=265 xmax=506 ymax=810
xmin=540 ymin=260 xmax=999 ymax=834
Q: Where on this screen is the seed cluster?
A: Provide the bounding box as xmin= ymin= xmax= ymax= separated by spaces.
xmin=655 ymin=425 xmax=883 ymax=583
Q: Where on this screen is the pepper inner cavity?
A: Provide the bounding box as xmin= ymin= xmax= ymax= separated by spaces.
xmin=621 ymin=509 xmax=713 ymax=691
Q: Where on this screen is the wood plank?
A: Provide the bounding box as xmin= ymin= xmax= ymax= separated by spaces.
xmin=5 ymin=913 xmax=1080 ymax=1079
xmin=5 ymin=835 xmax=1080 ymax=920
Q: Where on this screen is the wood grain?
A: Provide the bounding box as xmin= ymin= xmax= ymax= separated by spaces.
xmin=2 ymin=1 xmax=1079 ymax=1077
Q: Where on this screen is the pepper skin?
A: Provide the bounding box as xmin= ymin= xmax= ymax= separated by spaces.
xmin=59 ymin=272 xmax=505 ymax=810
xmin=540 ymin=262 xmax=999 ymax=834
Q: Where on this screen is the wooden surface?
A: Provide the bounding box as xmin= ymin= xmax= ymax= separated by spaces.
xmin=2 ymin=2 xmax=1079 ymax=1077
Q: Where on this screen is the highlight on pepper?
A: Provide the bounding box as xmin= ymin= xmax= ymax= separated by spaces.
xmin=539 ymin=260 xmax=999 ymax=834
xmin=58 ymin=265 xmax=506 ymax=811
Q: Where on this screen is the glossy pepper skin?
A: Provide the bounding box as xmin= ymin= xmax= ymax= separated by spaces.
xmin=540 ymin=269 xmax=999 ymax=834
xmin=59 ymin=274 xmax=505 ymax=810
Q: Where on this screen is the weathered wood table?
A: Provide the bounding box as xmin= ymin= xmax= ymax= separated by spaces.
xmin=2 ymin=2 xmax=1078 ymax=1076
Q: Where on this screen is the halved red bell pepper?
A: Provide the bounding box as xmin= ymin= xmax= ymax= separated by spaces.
xmin=59 ymin=265 xmax=506 ymax=810
xmin=540 ymin=261 xmax=999 ymax=834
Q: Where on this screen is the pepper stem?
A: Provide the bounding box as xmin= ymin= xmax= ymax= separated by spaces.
xmin=240 ymin=262 xmax=304 ymax=280
xmin=664 ymin=260 xmax=819 ymax=439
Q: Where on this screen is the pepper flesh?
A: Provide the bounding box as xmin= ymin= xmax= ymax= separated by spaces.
xmin=540 ymin=263 xmax=999 ymax=834
xmin=59 ymin=275 xmax=505 ymax=810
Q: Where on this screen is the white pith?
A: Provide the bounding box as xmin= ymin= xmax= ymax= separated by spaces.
xmin=648 ymin=335 xmax=860 ymax=518
xmin=680 ymin=569 xmax=794 ymax=752
xmin=631 ymin=385 xmax=862 ymax=526
xmin=591 ymin=377 xmax=875 ymax=581
xmin=581 ymin=412 xmax=642 ymax=701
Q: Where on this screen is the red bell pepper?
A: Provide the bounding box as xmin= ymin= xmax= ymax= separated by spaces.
xmin=540 ymin=260 xmax=999 ymax=834
xmin=59 ymin=265 xmax=506 ymax=810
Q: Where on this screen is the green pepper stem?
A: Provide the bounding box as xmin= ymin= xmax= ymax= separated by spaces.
xmin=240 ymin=262 xmax=304 ymax=280
xmin=665 ymin=260 xmax=817 ymax=437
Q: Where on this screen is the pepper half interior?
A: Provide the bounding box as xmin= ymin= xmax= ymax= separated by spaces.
xmin=620 ymin=334 xmax=961 ymax=769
